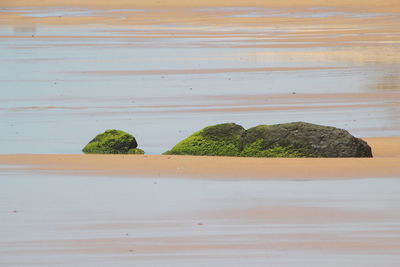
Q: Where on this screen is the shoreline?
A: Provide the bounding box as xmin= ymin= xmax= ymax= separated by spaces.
xmin=1 ymin=137 xmax=399 ymax=180
xmin=2 ymin=0 xmax=399 ymax=11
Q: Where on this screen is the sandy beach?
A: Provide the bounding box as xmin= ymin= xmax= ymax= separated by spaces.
xmin=1 ymin=0 xmax=400 ymax=266
xmin=0 ymin=137 xmax=399 ymax=179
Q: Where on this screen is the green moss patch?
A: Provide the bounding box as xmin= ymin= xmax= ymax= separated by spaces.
xmin=241 ymin=139 xmax=315 ymax=158
xmin=164 ymin=123 xmax=245 ymax=156
xmin=83 ymin=129 xmax=141 ymax=154
xmin=164 ymin=122 xmax=372 ymax=158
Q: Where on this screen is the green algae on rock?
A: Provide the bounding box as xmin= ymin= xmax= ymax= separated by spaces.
xmin=164 ymin=123 xmax=245 ymax=156
xmin=164 ymin=122 xmax=373 ymax=158
xmin=82 ymin=129 xmax=142 ymax=154
xmin=244 ymin=122 xmax=372 ymax=158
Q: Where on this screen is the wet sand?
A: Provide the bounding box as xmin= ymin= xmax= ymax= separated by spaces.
xmin=2 ymin=0 xmax=400 ymax=51
xmin=75 ymin=66 xmax=337 ymax=76
xmin=0 ymin=137 xmax=399 ymax=179
xmin=1 ymin=173 xmax=400 ymax=266
xmin=1 ymin=1 xmax=400 ymax=266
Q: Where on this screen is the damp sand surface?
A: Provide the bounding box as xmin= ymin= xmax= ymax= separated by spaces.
xmin=1 ymin=171 xmax=400 ymax=266
xmin=0 ymin=137 xmax=399 ymax=180
xmin=1 ymin=1 xmax=400 ymax=266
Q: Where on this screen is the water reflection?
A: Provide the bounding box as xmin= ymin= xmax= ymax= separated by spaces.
xmin=1 ymin=4 xmax=399 ymax=153
xmin=1 ymin=173 xmax=400 ymax=266
xmin=13 ymin=24 xmax=36 ymax=36
xmin=370 ymin=72 xmax=400 ymax=90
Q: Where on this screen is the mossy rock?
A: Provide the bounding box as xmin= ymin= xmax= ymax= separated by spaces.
xmin=164 ymin=123 xmax=245 ymax=156
xmin=241 ymin=139 xmax=311 ymax=158
xmin=244 ymin=122 xmax=372 ymax=157
xmin=83 ymin=129 xmax=142 ymax=154
xmin=164 ymin=122 xmax=372 ymax=158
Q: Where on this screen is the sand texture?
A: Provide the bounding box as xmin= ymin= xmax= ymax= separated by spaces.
xmin=0 ymin=137 xmax=399 ymax=179
xmin=1 ymin=1 xmax=400 ymax=266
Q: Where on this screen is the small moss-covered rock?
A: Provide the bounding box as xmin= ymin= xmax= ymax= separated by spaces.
xmin=83 ymin=129 xmax=139 ymax=154
xmin=164 ymin=122 xmax=372 ymax=158
xmin=164 ymin=123 xmax=245 ymax=156
xmin=128 ymin=148 xmax=145 ymax=154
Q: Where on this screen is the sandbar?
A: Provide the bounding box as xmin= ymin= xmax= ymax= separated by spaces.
xmin=0 ymin=137 xmax=399 ymax=179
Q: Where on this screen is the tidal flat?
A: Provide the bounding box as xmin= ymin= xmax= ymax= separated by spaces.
xmin=1 ymin=170 xmax=400 ymax=266
xmin=1 ymin=0 xmax=400 ymax=154
xmin=1 ymin=0 xmax=400 ymax=266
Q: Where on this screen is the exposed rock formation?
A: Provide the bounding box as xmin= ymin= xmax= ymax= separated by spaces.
xmin=164 ymin=122 xmax=372 ymax=158
xmin=83 ymin=129 xmax=144 ymax=154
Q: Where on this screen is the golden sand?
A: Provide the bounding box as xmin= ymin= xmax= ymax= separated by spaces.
xmin=0 ymin=137 xmax=398 ymax=180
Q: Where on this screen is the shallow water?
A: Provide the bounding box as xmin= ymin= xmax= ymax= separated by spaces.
xmin=1 ymin=3 xmax=400 ymax=266
xmin=1 ymin=5 xmax=400 ymax=154
xmin=1 ymin=168 xmax=400 ymax=266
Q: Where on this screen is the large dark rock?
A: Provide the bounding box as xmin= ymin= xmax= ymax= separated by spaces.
xmin=243 ymin=122 xmax=372 ymax=157
xmin=164 ymin=122 xmax=372 ymax=158
xmin=82 ymin=129 xmax=144 ymax=154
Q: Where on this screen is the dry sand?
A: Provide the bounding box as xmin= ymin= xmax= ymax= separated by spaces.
xmin=0 ymin=137 xmax=399 ymax=179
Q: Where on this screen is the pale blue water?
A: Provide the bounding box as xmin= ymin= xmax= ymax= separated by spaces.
xmin=1 ymin=167 xmax=400 ymax=266
xmin=1 ymin=7 xmax=399 ymax=154
xmin=1 ymin=5 xmax=399 ymax=267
